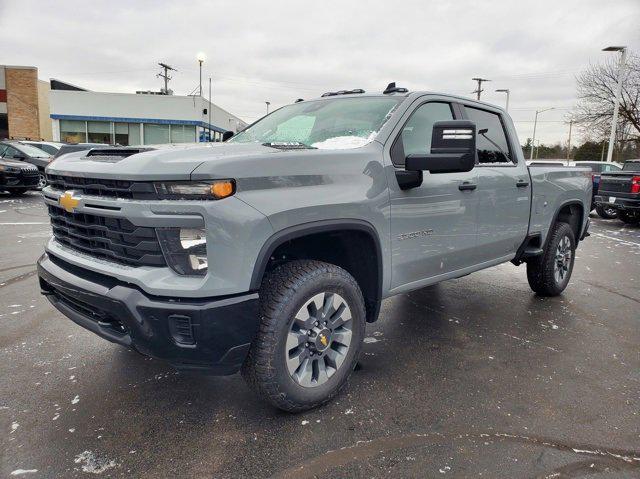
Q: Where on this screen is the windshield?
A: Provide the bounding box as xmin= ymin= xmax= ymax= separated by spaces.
xmin=17 ymin=143 xmax=51 ymax=158
xmin=26 ymin=143 xmax=59 ymax=155
xmin=622 ymin=161 xmax=640 ymax=172
xmin=230 ymin=96 xmax=401 ymax=149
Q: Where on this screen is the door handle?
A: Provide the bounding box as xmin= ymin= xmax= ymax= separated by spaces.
xmin=516 ymin=179 xmax=530 ymax=188
xmin=458 ymin=182 xmax=477 ymax=191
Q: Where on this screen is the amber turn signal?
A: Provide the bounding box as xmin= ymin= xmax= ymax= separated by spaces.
xmin=210 ymin=180 xmax=235 ymax=199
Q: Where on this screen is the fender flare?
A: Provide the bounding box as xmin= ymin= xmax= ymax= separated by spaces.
xmin=249 ymin=219 xmax=383 ymax=310
xmin=547 ymin=199 xmax=586 ymax=248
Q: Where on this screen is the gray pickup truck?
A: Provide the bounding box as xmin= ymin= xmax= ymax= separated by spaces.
xmin=37 ymin=86 xmax=591 ymax=411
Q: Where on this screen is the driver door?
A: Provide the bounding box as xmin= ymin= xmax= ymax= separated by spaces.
xmin=386 ymin=100 xmax=479 ymax=292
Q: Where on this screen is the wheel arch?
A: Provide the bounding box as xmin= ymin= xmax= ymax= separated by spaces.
xmin=549 ymin=200 xmax=585 ymax=247
xmin=250 ymin=219 xmax=383 ymax=323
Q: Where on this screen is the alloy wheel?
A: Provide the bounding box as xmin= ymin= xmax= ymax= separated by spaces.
xmin=285 ymin=292 xmax=353 ymax=388
xmin=554 ymin=235 xmax=572 ymax=284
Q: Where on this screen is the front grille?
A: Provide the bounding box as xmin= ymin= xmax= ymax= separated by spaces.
xmin=599 ymin=178 xmax=631 ymax=194
xmin=48 ymin=204 xmax=166 ymax=267
xmin=47 ymin=174 xmax=157 ymax=199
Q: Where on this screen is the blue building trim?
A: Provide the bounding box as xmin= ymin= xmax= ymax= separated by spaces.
xmin=50 ymin=114 xmax=228 ymax=133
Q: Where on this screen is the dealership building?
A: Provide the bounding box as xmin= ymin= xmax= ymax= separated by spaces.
xmin=49 ymin=80 xmax=247 ymax=145
xmin=1 ymin=64 xmax=247 ymax=146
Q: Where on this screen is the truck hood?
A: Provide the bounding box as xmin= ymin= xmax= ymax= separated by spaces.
xmin=46 ymin=142 xmax=280 ymax=180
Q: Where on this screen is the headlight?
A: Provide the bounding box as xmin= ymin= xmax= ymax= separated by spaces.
xmin=157 ymin=227 xmax=208 ymax=276
xmin=154 ymin=180 xmax=235 ymax=200
xmin=0 ymin=165 xmax=21 ymax=173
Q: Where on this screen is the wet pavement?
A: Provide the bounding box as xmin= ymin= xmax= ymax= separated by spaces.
xmin=1 ymin=191 xmax=639 ymax=478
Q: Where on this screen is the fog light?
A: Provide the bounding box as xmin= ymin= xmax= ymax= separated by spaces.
xmin=157 ymin=227 xmax=208 ymax=276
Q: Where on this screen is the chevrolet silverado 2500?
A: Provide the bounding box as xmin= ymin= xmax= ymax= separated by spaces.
xmin=37 ymin=87 xmax=591 ymax=411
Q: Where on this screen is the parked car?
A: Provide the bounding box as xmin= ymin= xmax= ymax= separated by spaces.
xmin=595 ymin=159 xmax=640 ymax=225
xmin=37 ymin=87 xmax=591 ymax=412
xmin=0 ymin=157 xmax=40 ymax=195
xmin=0 ymin=140 xmax=52 ymax=189
xmin=52 ymin=143 xmax=109 ymax=160
xmin=21 ymin=141 xmax=66 ymax=156
xmin=570 ymin=161 xmax=622 ymax=218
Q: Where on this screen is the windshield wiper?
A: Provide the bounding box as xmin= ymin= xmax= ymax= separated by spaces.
xmin=262 ymin=141 xmax=316 ymax=150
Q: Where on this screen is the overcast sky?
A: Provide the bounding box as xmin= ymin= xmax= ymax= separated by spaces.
xmin=1 ymin=0 xmax=639 ymax=145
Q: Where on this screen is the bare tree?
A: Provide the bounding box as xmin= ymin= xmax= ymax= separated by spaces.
xmin=574 ymin=54 xmax=640 ymax=146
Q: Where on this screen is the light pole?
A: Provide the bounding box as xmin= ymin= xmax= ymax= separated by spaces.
xmin=265 ymin=101 xmax=271 ymax=115
xmin=495 ymin=89 xmax=510 ymax=111
xmin=602 ymin=46 xmax=627 ymax=163
xmin=530 ymin=107 xmax=554 ymax=161
xmin=196 ymin=52 xmax=206 ymax=97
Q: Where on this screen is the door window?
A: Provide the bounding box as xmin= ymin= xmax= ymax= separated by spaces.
xmin=464 ymin=107 xmax=512 ymax=164
xmin=396 ymin=102 xmax=454 ymax=165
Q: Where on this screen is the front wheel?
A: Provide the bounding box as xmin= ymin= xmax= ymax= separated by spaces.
xmin=242 ymin=260 xmax=366 ymax=412
xmin=595 ymin=204 xmax=618 ymax=219
xmin=526 ymin=222 xmax=576 ymax=296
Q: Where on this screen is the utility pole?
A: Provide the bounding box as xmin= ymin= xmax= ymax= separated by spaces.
xmin=196 ymin=52 xmax=206 ymax=97
xmin=602 ymin=46 xmax=627 ymax=163
xmin=566 ymin=119 xmax=573 ymax=161
xmin=208 ymin=77 xmax=212 ymax=142
xmin=157 ymin=63 xmax=176 ymax=94
xmin=472 ymin=78 xmax=490 ymax=100
xmin=265 ymin=101 xmax=271 ymax=115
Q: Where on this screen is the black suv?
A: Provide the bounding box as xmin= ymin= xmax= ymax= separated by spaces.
xmin=0 ymin=141 xmax=53 ymax=189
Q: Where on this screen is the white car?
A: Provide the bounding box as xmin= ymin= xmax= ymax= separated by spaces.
xmin=21 ymin=141 xmax=65 ymax=156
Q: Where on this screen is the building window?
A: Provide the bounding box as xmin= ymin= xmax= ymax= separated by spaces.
xmin=143 ymin=123 xmax=170 ymax=144
xmin=60 ymin=120 xmax=86 ymax=143
xmin=170 ymin=124 xmax=196 ymax=143
xmin=87 ymin=121 xmax=111 ymax=144
xmin=115 ymin=122 xmax=141 ymax=146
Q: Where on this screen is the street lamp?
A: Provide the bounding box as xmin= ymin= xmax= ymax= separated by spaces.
xmin=196 ymin=52 xmax=206 ymax=96
xmin=265 ymin=101 xmax=271 ymax=115
xmin=602 ymin=45 xmax=627 ymax=163
xmin=530 ymin=107 xmax=554 ymax=161
xmin=495 ymin=89 xmax=510 ymax=111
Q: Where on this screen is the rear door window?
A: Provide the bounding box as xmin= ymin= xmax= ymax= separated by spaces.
xmin=464 ymin=106 xmax=512 ymax=164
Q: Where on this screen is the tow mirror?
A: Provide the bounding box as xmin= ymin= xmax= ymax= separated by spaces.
xmin=405 ymin=120 xmax=476 ymax=174
xmin=222 ymin=131 xmax=234 ymax=142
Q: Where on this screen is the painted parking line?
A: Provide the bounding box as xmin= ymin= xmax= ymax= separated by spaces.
xmin=590 ymin=232 xmax=640 ymax=248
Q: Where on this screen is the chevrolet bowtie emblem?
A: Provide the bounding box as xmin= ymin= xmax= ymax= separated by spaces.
xmin=59 ymin=191 xmax=80 ymax=213
xmin=320 ymin=334 xmax=328 ymax=347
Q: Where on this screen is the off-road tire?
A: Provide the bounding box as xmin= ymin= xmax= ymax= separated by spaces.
xmin=595 ymin=204 xmax=618 ymax=219
xmin=618 ymin=211 xmax=639 ymax=225
xmin=242 ymin=260 xmax=366 ymax=412
xmin=526 ymin=222 xmax=576 ymax=296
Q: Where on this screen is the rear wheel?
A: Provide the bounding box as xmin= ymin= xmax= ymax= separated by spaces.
xmin=618 ymin=211 xmax=640 ymax=225
xmin=595 ymin=204 xmax=618 ymax=219
xmin=242 ymin=260 xmax=366 ymax=412
xmin=526 ymin=222 xmax=576 ymax=296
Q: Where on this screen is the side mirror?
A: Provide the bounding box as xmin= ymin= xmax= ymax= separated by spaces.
xmin=405 ymin=120 xmax=476 ymax=174
xmin=222 ymin=131 xmax=234 ymax=142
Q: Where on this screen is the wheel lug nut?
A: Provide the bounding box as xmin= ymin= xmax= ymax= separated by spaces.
xmin=305 ymin=342 xmax=310 ymax=347
xmin=315 ymin=321 xmax=319 ymax=326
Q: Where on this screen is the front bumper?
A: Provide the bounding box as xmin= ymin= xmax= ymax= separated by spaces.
xmin=594 ymin=195 xmax=640 ymax=211
xmin=0 ymin=171 xmax=40 ymax=189
xmin=37 ymin=253 xmax=260 ymax=375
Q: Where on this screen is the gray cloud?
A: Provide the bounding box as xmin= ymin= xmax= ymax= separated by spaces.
xmin=1 ymin=0 xmax=639 ymax=145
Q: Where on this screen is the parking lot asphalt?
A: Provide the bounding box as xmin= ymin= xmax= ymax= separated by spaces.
xmin=1 ymin=191 xmax=639 ymax=478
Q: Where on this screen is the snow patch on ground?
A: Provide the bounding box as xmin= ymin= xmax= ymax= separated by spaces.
xmin=71 ymin=395 xmax=80 ymax=405
xmin=74 ymin=451 xmax=117 ymax=474
xmin=363 ymin=337 xmax=379 ymax=344
xmin=10 ymin=470 xmax=38 ymax=476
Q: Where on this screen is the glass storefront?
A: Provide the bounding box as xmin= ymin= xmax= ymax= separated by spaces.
xmin=57 ymin=120 xmax=198 ymax=145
